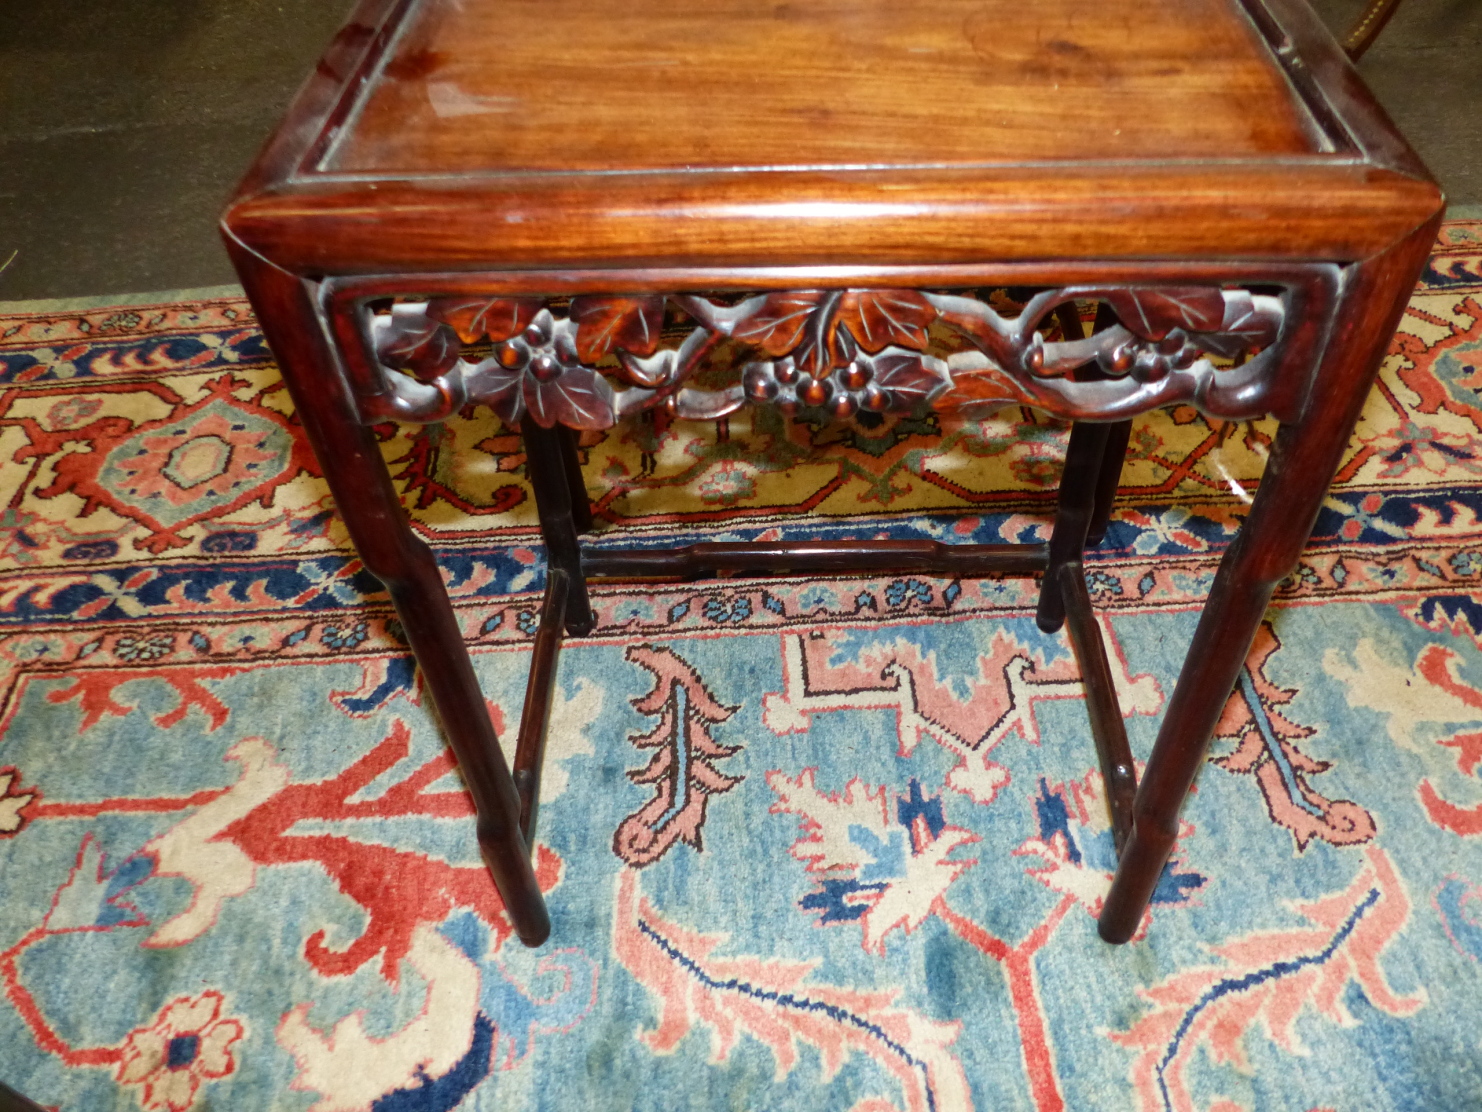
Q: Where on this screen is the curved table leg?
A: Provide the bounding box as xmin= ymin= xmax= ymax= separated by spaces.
xmin=226 ymin=242 xmax=551 ymax=946
xmin=1098 ymin=218 xmax=1440 ymax=943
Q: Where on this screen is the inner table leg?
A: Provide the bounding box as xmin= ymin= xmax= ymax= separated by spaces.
xmin=1037 ymin=421 xmax=1112 ymax=633
xmin=1098 ymin=220 xmax=1441 ymax=944
xmin=1086 ymin=420 xmax=1132 ymax=549
xmin=523 ymin=420 xmax=595 ymax=635
xmin=1097 ymin=477 xmax=1295 ymax=943
xmin=227 ymin=248 xmax=551 ymax=946
xmin=1056 ymin=300 xmax=1129 ymax=552
xmin=557 ymin=424 xmax=594 ymax=535
xmin=1059 ymin=562 xmax=1136 ymax=851
xmin=513 ymin=568 xmax=569 ymax=847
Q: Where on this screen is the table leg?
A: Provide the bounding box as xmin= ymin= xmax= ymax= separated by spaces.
xmin=1086 ymin=420 xmax=1132 ymax=548
xmin=1098 ymin=219 xmax=1441 ymax=943
xmin=513 ymin=568 xmax=569 ymax=847
xmin=557 ymin=424 xmax=594 ymax=535
xmin=1047 ymin=300 xmax=1131 ymax=557
xmin=1059 ymin=562 xmax=1137 ymax=852
xmin=226 ymin=245 xmax=551 ymax=946
xmin=522 ymin=420 xmax=595 ymax=635
xmin=1037 ymin=421 xmax=1113 ymax=633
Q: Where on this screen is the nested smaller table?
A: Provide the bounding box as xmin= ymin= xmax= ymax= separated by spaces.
xmin=222 ymin=0 xmax=1443 ymax=947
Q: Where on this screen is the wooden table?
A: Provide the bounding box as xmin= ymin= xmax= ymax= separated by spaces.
xmin=222 ymin=0 xmax=1443 ymax=948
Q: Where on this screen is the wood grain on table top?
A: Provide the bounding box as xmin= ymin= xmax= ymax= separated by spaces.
xmin=322 ymin=0 xmax=1325 ymax=176
xmin=222 ymin=0 xmax=1444 ymax=271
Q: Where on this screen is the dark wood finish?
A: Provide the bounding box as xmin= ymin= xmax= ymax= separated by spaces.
xmin=324 ymin=259 xmax=1348 ymax=298
xmin=223 ymin=239 xmax=550 ymax=947
xmin=1086 ymin=420 xmax=1133 ymax=549
xmin=1058 ymin=563 xmax=1137 ymax=853
xmin=222 ymin=0 xmax=1444 ymax=949
xmin=1098 ymin=213 xmax=1443 ymax=943
xmin=0 ymin=1082 xmax=49 ymax=1112
xmin=556 ymin=426 xmax=593 ymax=535
xmin=1037 ymin=421 xmax=1114 ymax=634
xmin=583 ymin=540 xmax=1049 ymax=580
xmin=513 ymin=568 xmax=569 ymax=846
xmin=521 ymin=420 xmax=594 ymax=635
xmin=1054 ymin=300 xmax=1132 ymax=551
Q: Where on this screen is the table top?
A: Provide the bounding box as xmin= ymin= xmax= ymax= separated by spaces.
xmin=324 ymin=0 xmax=1320 ymax=175
xmin=224 ymin=0 xmax=1443 ymax=275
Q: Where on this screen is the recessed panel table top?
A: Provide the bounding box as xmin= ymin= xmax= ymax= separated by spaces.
xmin=225 ymin=0 xmax=1442 ymax=272
xmin=322 ymin=0 xmax=1323 ymax=175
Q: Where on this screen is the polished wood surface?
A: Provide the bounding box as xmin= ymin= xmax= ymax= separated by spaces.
xmin=223 ymin=0 xmax=1441 ymax=273
xmin=325 ymin=0 xmax=1321 ymax=175
xmin=229 ymin=166 xmax=1440 ymax=273
xmin=582 ymin=540 xmax=1049 ymax=580
xmin=224 ymin=237 xmax=552 ymax=946
xmin=1098 ymin=213 xmax=1442 ymax=942
xmin=222 ymin=0 xmax=1445 ymax=947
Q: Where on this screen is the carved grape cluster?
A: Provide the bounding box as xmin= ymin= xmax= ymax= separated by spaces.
xmin=370 ymin=296 xmax=650 ymax=428
xmin=1094 ymin=287 xmax=1280 ymax=382
xmin=742 ymin=346 xmax=949 ymax=419
xmin=731 ymin=288 xmax=950 ymax=418
xmin=1098 ymin=330 xmax=1204 ymax=383
xmin=493 ymin=309 xmax=581 ymax=383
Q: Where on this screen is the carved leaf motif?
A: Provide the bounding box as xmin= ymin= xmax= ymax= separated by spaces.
xmin=793 ymin=320 xmax=855 ymax=378
xmin=731 ymin=292 xmax=829 ymax=357
xmin=939 ymin=366 xmax=1032 ymax=413
xmin=837 ymin=290 xmax=937 ymax=353
xmin=1104 ymin=288 xmax=1226 ymax=341
xmin=523 ymin=365 xmax=616 ymax=430
xmin=377 ymin=315 xmax=462 ymax=380
xmin=429 ymin=297 xmax=543 ymax=343
xmin=871 ymin=351 xmax=952 ymax=407
xmin=570 ymin=295 xmax=666 ymax=361
xmin=1191 ymin=290 xmax=1283 ymax=359
xmin=469 ymin=362 xmax=526 ymax=425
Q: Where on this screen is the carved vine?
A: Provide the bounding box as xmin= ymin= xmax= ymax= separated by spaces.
xmin=356 ymin=284 xmax=1286 ymax=428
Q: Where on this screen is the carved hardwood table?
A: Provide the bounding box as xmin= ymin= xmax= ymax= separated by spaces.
xmin=222 ymin=0 xmax=1443 ymax=947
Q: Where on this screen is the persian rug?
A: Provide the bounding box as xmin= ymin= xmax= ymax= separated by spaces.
xmin=1 ymin=221 xmax=1481 ymax=1112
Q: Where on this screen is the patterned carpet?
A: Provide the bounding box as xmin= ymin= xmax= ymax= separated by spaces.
xmin=2 ymin=223 xmax=1481 ymax=1111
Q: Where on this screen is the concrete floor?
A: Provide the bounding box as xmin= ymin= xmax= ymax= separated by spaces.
xmin=1 ymin=0 xmax=1476 ymax=301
